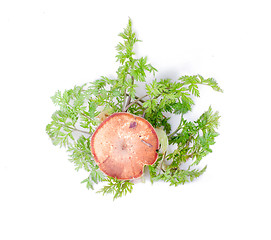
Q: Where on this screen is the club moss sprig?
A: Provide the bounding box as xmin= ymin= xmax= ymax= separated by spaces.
xmin=46 ymin=18 xmax=223 ymax=200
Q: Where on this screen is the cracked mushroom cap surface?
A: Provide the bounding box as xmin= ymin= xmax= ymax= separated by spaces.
xmin=91 ymin=112 xmax=159 ymax=180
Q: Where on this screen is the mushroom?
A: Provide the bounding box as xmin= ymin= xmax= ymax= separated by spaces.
xmin=91 ymin=112 xmax=159 ymax=180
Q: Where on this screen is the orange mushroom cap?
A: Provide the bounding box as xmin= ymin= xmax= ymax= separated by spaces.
xmin=91 ymin=112 xmax=159 ymax=180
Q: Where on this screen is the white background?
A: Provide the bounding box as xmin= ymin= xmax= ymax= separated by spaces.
xmin=1 ymin=0 xmax=271 ymax=239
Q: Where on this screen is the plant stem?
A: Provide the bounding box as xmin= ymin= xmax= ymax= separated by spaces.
xmin=80 ymin=112 xmax=91 ymax=120
xmin=135 ymin=94 xmax=146 ymax=103
xmin=122 ymin=76 xmax=135 ymax=111
xmin=125 ymin=94 xmax=144 ymax=108
xmin=122 ymin=89 xmax=127 ymax=112
xmin=60 ymin=123 xmax=91 ymax=136
xmin=159 ymin=152 xmax=167 ymax=174
xmin=125 ymin=93 xmax=147 ymax=104
xmin=126 ymin=76 xmax=134 ymax=107
xmin=124 ymin=94 xmax=148 ymax=112
xmin=168 ymin=113 xmax=184 ymax=139
xmin=74 ymin=128 xmax=91 ymax=135
xmin=168 ymin=127 xmax=181 ymax=140
xmin=142 ymin=109 xmax=146 ymax=118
